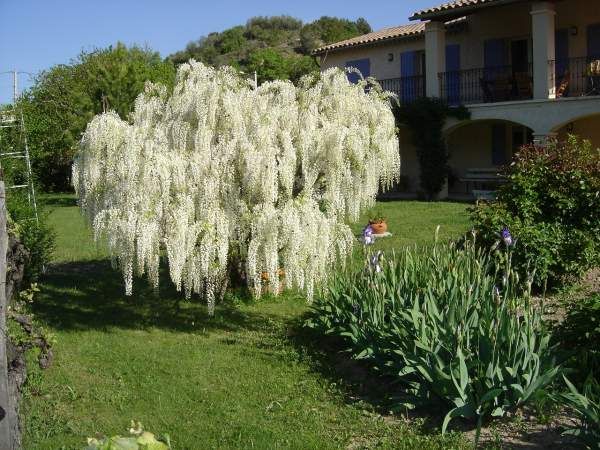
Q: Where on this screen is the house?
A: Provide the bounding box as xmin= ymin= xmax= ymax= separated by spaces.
xmin=313 ymin=0 xmax=600 ymax=199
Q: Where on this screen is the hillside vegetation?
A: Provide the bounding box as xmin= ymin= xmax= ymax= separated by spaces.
xmin=168 ymin=16 xmax=371 ymax=83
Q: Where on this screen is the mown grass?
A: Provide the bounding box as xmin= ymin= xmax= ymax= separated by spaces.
xmin=21 ymin=195 xmax=471 ymax=449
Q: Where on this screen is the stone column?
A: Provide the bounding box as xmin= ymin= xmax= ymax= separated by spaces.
xmin=531 ymin=2 xmax=556 ymax=99
xmin=425 ymin=21 xmax=446 ymax=98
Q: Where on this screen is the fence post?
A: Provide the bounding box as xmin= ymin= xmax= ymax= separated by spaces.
xmin=0 ymin=180 xmax=13 ymax=449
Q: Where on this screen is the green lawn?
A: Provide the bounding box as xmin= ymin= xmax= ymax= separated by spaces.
xmin=21 ymin=195 xmax=471 ymax=450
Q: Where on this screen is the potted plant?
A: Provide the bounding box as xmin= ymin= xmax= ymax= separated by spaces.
xmin=588 ymin=59 xmax=600 ymax=76
xmin=368 ymin=208 xmax=388 ymax=234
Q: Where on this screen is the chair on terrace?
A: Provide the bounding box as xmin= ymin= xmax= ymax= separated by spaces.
xmin=556 ymin=70 xmax=571 ymax=98
xmin=512 ymin=72 xmax=533 ymax=99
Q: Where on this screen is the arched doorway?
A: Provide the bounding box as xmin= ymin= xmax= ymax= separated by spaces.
xmin=553 ymin=113 xmax=600 ymax=149
xmin=445 ymin=119 xmax=533 ymax=198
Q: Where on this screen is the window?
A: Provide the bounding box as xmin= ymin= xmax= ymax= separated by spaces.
xmin=400 ymin=51 xmax=426 ymax=101
xmin=345 ymin=59 xmax=370 ymax=84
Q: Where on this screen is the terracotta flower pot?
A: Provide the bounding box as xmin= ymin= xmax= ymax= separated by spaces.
xmin=369 ymin=220 xmax=388 ymax=234
xmin=260 ymin=269 xmax=285 ymax=282
xmin=261 ymin=269 xmax=286 ymax=294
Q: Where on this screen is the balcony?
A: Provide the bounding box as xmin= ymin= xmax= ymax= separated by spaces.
xmin=551 ymin=56 xmax=600 ymax=98
xmin=379 ymin=75 xmax=426 ymax=104
xmin=439 ymin=65 xmax=533 ymax=105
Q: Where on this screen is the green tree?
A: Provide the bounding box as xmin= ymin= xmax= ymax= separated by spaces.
xmin=246 ymin=48 xmax=290 ymax=83
xmin=168 ymin=15 xmax=370 ymax=81
xmin=5 ymin=43 xmax=175 ymax=191
xmin=299 ymin=16 xmax=372 ymax=53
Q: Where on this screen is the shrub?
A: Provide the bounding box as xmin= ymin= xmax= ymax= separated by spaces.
xmin=3 ymin=43 xmax=176 ymax=192
xmin=560 ymin=376 xmax=600 ymax=448
xmin=392 ymin=97 xmax=469 ymax=199
xmin=471 ymin=136 xmax=600 ymax=286
xmin=73 ymin=63 xmax=400 ymax=313
xmin=6 ymin=193 xmax=55 ymax=284
xmin=307 ymin=238 xmax=559 ymax=443
xmin=555 ymin=293 xmax=600 ymax=387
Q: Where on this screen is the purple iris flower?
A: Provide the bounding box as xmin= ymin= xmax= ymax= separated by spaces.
xmin=501 ymin=227 xmax=513 ymax=247
xmin=370 ymin=250 xmax=383 ymax=273
xmin=362 ymin=225 xmax=374 ymax=245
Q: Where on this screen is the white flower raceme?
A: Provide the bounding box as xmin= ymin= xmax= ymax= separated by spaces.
xmin=73 ymin=61 xmax=400 ymax=313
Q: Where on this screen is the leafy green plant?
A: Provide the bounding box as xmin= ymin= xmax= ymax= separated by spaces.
xmin=392 ymin=97 xmax=470 ymax=199
xmin=561 ymin=376 xmax=600 ymax=448
xmin=555 ymin=293 xmax=600 ymax=386
xmin=2 ymin=43 xmax=176 ymax=192
xmin=7 ymin=193 xmax=55 ymax=284
xmin=471 ymin=136 xmax=600 ymax=287
xmin=365 ymin=205 xmax=386 ymax=223
xmin=168 ymin=15 xmax=370 ymax=69
xmin=307 ymin=236 xmax=559 ymax=444
xmin=84 ymin=422 xmax=171 ymax=450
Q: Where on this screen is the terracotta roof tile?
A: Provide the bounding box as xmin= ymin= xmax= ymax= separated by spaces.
xmin=410 ymin=0 xmax=524 ymax=20
xmin=312 ymin=18 xmax=466 ymax=55
xmin=312 ymin=23 xmax=425 ymax=55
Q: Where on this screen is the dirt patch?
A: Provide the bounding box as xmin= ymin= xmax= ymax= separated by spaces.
xmin=463 ymin=408 xmax=581 ymax=449
xmin=583 ymin=268 xmax=600 ymax=294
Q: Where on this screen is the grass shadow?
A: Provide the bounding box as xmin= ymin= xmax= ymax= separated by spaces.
xmin=287 ymin=313 xmax=435 ymax=422
xmin=39 ymin=195 xmax=77 ymax=208
xmin=32 ymin=258 xmax=270 ymax=335
xmin=288 ymin=313 xmax=585 ymax=448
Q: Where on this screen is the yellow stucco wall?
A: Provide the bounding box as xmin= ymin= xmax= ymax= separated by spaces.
xmin=556 ymin=115 xmax=600 ymax=149
xmin=319 ymin=38 xmax=425 ymax=80
xmin=319 ymin=0 xmax=600 ymax=80
xmin=555 ymin=0 xmax=600 ymax=59
xmin=447 ymin=122 xmax=495 ymax=174
xmin=318 ymin=0 xmax=600 ymax=194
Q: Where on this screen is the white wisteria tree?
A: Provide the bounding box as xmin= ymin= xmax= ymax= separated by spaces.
xmin=73 ymin=61 xmax=400 ymax=313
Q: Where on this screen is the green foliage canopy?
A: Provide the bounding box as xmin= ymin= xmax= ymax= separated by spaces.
xmin=8 ymin=43 xmax=176 ymax=191
xmin=393 ymin=97 xmax=470 ymax=200
xmin=168 ymin=15 xmax=371 ymax=83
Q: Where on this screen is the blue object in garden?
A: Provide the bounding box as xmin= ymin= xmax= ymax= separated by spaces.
xmin=369 ymin=250 xmax=383 ymax=273
xmin=362 ymin=225 xmax=374 ymax=245
xmin=501 ymin=227 xmax=513 ymax=247
xmin=345 ymin=59 xmax=370 ymax=84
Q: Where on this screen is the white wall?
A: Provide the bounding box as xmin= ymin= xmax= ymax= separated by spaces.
xmin=319 ymin=38 xmax=425 ymax=81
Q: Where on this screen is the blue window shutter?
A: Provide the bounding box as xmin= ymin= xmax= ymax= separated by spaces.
xmin=445 ymin=44 xmax=461 ymax=105
xmin=484 ymin=39 xmax=507 ymax=81
xmin=400 ymin=51 xmax=417 ymax=102
xmin=587 ymin=24 xmax=600 ymax=58
xmin=345 ymin=58 xmax=370 ymax=84
xmin=555 ymin=29 xmax=569 ymax=88
xmin=555 ymin=29 xmax=569 ymax=61
xmin=491 ymin=123 xmax=507 ymax=166
xmin=401 ymin=51 xmax=416 ymax=77
xmin=484 ymin=39 xmax=507 ymax=67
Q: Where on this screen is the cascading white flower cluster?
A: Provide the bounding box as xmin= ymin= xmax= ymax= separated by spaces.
xmin=73 ymin=61 xmax=400 ymax=312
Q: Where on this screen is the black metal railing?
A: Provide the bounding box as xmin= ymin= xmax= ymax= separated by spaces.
xmin=379 ymin=75 xmax=426 ymax=104
xmin=439 ymin=64 xmax=533 ymax=105
xmin=550 ymin=56 xmax=600 ymax=98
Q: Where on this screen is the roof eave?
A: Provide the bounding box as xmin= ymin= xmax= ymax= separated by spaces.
xmin=312 ymin=18 xmax=467 ymax=56
xmin=409 ymin=0 xmax=526 ymax=21
xmin=312 ymin=33 xmax=423 ymax=56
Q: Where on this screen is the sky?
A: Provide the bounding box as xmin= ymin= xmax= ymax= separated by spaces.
xmin=0 ymin=0 xmax=437 ymax=104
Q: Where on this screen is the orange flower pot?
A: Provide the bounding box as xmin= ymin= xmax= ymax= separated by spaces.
xmin=369 ymin=220 xmax=388 ymax=234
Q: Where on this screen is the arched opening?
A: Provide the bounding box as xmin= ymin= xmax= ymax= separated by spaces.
xmin=553 ymin=113 xmax=600 ymax=149
xmin=445 ymin=119 xmax=533 ymax=199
